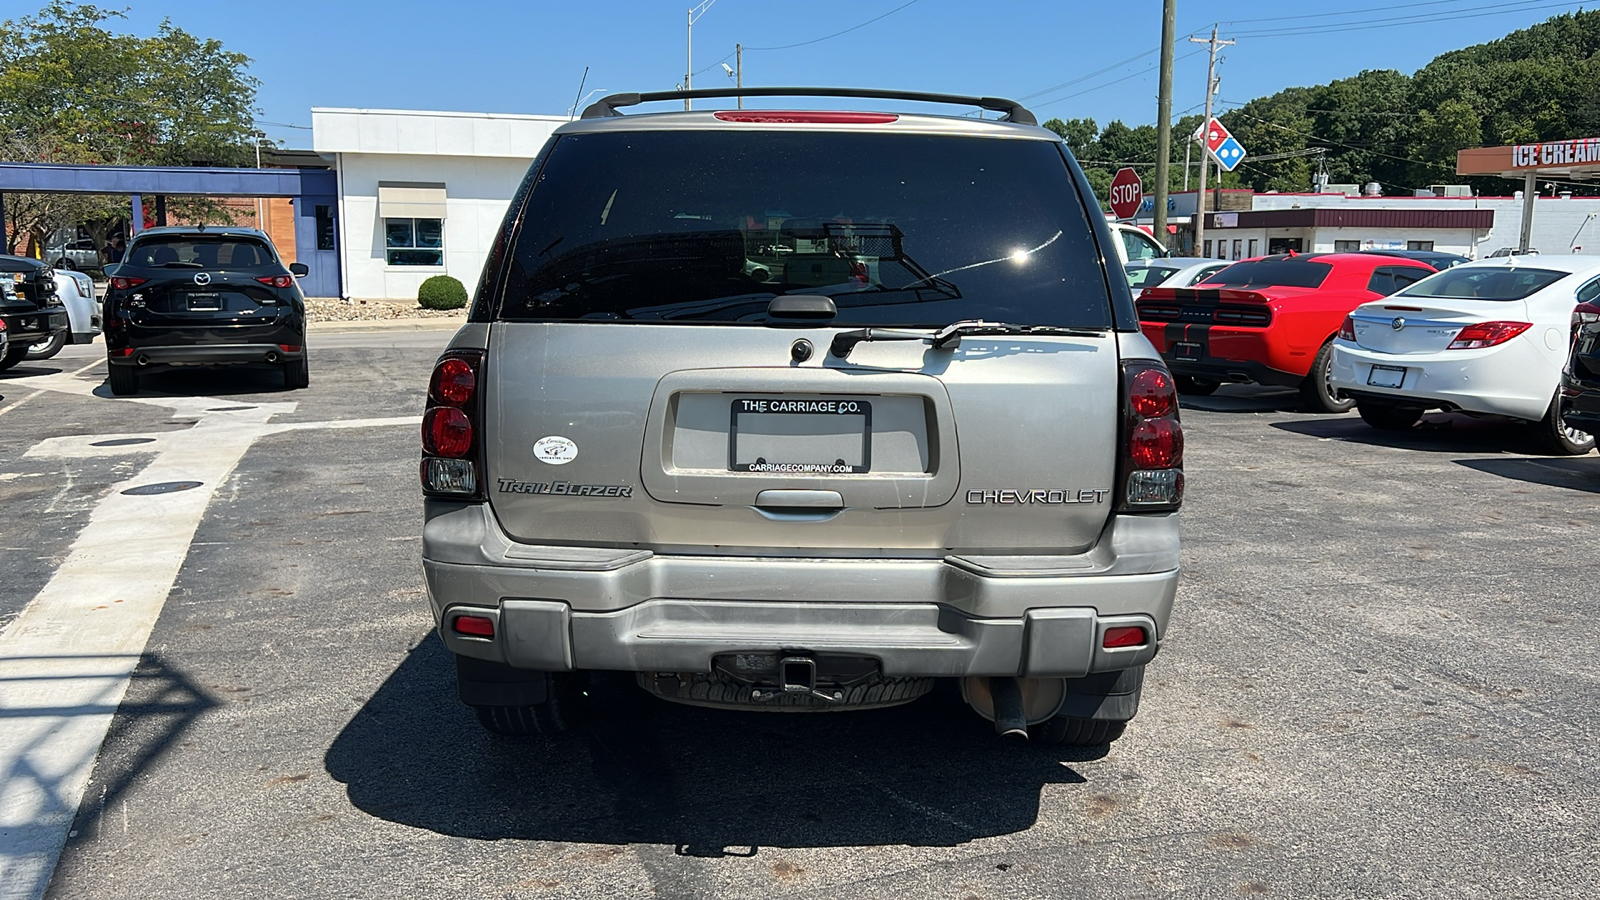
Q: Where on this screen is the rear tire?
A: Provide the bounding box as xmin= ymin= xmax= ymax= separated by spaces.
xmin=1534 ymin=390 xmax=1596 ymax=455
xmin=1174 ymin=375 xmax=1220 ymax=396
xmin=1299 ymin=339 xmax=1356 ymax=414
xmin=1032 ymin=717 xmax=1127 ymax=746
xmin=283 ymin=354 xmax=310 ymax=390
xmin=1357 ymin=402 xmax=1424 ymax=431
xmin=108 ymin=365 xmax=139 ymax=396
xmin=471 ymin=671 xmax=587 ymax=737
xmin=0 ymin=344 xmax=29 ymax=371
xmin=26 ymin=330 xmax=67 ymax=361
xmin=53 ymin=258 xmax=75 ymax=270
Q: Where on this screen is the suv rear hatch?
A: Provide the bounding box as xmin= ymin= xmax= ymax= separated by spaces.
xmin=118 ymin=236 xmax=291 ymax=338
xmin=483 ymin=121 xmax=1123 ymax=557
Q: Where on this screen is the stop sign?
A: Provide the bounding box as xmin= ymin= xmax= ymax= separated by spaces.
xmin=1109 ymin=167 xmax=1143 ymax=220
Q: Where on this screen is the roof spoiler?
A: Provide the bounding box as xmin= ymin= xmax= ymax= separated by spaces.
xmin=580 ymin=87 xmax=1038 ymax=126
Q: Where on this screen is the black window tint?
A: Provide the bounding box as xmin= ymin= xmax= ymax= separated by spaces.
xmin=1401 ymin=267 xmax=1568 ymax=302
xmin=125 ymin=236 xmax=276 ymax=269
xmin=499 ymin=132 xmax=1110 ymax=327
xmin=1392 ymin=267 xmax=1430 ymax=289
xmin=1367 ymin=269 xmax=1396 ymax=296
xmin=1577 ymin=278 xmax=1600 ymax=304
xmin=1198 ymin=259 xmax=1332 ymax=289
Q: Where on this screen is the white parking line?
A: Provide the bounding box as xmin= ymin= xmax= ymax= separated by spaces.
xmin=0 ymin=380 xmax=419 ymax=900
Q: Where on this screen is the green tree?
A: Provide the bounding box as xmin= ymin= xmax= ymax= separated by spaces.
xmin=0 ymin=2 xmax=261 ymax=253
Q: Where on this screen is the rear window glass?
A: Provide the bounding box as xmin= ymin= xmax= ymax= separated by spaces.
xmin=125 ymin=236 xmax=276 ymax=270
xmin=1199 ymin=259 xmax=1332 ymax=289
xmin=1126 ymin=264 xmax=1178 ymax=288
xmin=498 ymin=131 xmax=1111 ymax=327
xmin=1398 ymin=266 xmax=1568 ymax=302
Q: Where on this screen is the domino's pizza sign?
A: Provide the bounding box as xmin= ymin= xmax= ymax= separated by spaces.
xmin=1203 ymin=118 xmax=1248 ymax=173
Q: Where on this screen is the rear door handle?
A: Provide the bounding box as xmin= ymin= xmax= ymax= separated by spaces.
xmin=754 ymin=489 xmax=843 ymax=509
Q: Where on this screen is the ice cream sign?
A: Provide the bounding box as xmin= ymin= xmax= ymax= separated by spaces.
xmin=1512 ymin=138 xmax=1600 ymax=168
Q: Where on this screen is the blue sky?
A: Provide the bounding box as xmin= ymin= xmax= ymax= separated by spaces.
xmin=89 ymin=0 xmax=1589 ymax=149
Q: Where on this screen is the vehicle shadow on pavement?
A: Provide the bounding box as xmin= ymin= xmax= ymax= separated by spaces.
xmin=325 ymin=635 xmax=1098 ymax=853
xmin=1178 ymin=386 xmax=1305 ymax=414
xmin=1272 ymin=413 xmax=1537 ymax=454
xmin=95 ymin=366 xmax=295 ymax=398
xmin=1454 ymin=456 xmax=1600 ymax=493
xmin=0 ymin=362 xmax=68 ymax=380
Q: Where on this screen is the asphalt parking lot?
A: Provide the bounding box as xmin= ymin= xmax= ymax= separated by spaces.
xmin=1 ymin=331 xmax=1596 ymax=900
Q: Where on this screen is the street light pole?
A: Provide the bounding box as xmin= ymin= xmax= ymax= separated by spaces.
xmin=685 ymin=0 xmax=719 ymax=110
xmin=254 ymin=132 xmax=265 ymax=230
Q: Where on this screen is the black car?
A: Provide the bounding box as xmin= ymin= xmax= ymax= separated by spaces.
xmin=0 ymin=255 xmax=70 ymax=371
xmin=1352 ymin=248 xmax=1471 ymax=270
xmin=1561 ymin=297 xmax=1600 ymax=434
xmin=102 ymin=227 xmax=310 ymax=396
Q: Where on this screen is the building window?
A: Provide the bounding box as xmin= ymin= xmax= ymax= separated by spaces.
xmin=1203 ymin=240 xmax=1212 ymax=258
xmin=1232 ymin=239 xmax=1242 ymax=260
xmin=316 ymin=205 xmax=336 ymax=251
xmin=386 ymin=218 xmax=443 ymax=266
xmin=1407 ymin=240 xmax=1434 ymax=251
xmin=1247 ymin=238 xmax=1258 ymax=257
xmin=1335 ymin=240 xmax=1360 ymax=252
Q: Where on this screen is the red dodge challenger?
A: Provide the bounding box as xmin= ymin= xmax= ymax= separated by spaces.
xmin=1136 ymin=253 xmax=1437 ymax=412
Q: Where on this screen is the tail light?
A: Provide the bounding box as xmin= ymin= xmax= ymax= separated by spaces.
xmin=1138 ymin=304 xmax=1181 ymax=321
xmin=1573 ymin=302 xmax=1600 ymax=340
xmin=1447 ymin=321 xmax=1531 ymax=350
xmin=110 ymin=276 xmax=147 ymax=290
xmin=1117 ymin=360 xmax=1183 ymax=511
xmin=1338 ymin=315 xmax=1357 ymax=341
xmin=1212 ymin=306 xmax=1271 ymax=326
xmin=421 ymin=351 xmax=486 ymax=498
xmin=256 ymin=274 xmax=294 ymax=288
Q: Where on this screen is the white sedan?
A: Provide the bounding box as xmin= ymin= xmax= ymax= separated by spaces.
xmin=1329 ymin=256 xmax=1600 ymax=455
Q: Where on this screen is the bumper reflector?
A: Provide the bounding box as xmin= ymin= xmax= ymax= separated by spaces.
xmin=1103 ymin=625 xmax=1148 ymax=649
xmin=453 ymin=615 xmax=495 ymax=638
xmin=423 ymin=457 xmax=477 ymax=494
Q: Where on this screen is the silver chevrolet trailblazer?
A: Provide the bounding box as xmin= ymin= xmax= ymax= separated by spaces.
xmin=420 ymin=88 xmax=1182 ymax=745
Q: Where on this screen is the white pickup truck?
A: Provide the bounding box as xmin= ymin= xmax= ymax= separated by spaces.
xmin=1108 ymin=221 xmax=1170 ymax=264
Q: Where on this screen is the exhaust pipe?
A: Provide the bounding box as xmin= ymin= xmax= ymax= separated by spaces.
xmin=988 ymin=677 xmax=1029 ymax=740
xmin=136 ymin=354 xmax=150 ymax=367
xmin=265 ymin=351 xmax=279 ymax=364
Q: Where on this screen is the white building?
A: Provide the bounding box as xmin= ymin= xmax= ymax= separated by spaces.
xmin=311 ymin=108 xmax=562 ymax=302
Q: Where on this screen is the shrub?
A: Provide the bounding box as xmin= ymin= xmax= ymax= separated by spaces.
xmin=418 ymin=275 xmax=468 ymax=310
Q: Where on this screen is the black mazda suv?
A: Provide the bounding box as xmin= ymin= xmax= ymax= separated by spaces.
xmin=103 ymin=226 xmax=309 ymax=395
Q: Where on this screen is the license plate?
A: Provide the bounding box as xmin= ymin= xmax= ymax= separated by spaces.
xmin=186 ymin=293 xmax=222 ymax=311
xmin=729 ymin=398 xmax=872 ymax=473
xmin=1367 ymin=364 xmax=1406 ymax=388
xmin=1173 ymin=341 xmax=1201 ymax=361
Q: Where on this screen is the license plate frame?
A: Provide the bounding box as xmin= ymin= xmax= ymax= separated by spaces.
xmin=1173 ymin=341 xmax=1202 ymax=361
xmin=728 ymin=398 xmax=873 ymax=474
xmin=1367 ymin=364 xmax=1406 ymax=389
xmin=186 ymin=292 xmax=222 ymax=311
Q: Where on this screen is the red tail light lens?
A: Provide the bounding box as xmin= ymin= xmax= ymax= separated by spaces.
xmin=1338 ymin=315 xmax=1357 ymax=341
xmin=1574 ymin=302 xmax=1600 ymax=332
xmin=1447 ymin=321 xmax=1531 ymax=350
xmin=110 ymin=276 xmax=147 ymax=290
xmin=1130 ymin=418 xmax=1183 ymax=468
xmin=423 ymin=407 xmax=472 ymax=457
xmin=429 ymin=357 xmax=476 ymax=407
xmin=1127 ymin=366 xmax=1176 ymax=419
xmin=255 ymin=275 xmax=294 ymax=288
xmin=712 ymin=110 xmax=899 ymax=124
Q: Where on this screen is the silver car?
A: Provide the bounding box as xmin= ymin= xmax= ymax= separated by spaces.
xmin=1125 ymin=257 xmax=1232 ymax=292
xmin=421 ymin=88 xmax=1183 ymax=746
xmin=26 ymin=268 xmax=99 ymax=359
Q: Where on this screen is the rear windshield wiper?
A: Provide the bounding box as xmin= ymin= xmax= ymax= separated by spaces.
xmin=157 ymin=261 xmax=204 ymax=268
xmin=830 ymin=320 xmax=1107 ymax=358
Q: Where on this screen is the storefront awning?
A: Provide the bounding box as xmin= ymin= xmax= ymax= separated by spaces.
xmin=377 ymin=182 xmax=447 ymax=219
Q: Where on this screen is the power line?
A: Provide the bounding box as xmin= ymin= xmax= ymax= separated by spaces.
xmin=1031 ymin=48 xmax=1207 ymax=111
xmin=1231 ymin=0 xmax=1582 ymax=38
xmin=693 ymin=0 xmax=926 ymax=76
xmin=1221 ymin=0 xmax=1529 ymax=27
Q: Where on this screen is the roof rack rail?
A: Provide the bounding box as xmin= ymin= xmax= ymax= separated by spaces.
xmin=580 ymin=87 xmax=1038 ymax=127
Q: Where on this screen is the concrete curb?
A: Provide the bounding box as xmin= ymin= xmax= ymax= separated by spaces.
xmin=307 ymin=317 xmax=465 ymax=334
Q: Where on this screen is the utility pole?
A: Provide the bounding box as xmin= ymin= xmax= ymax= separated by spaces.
xmin=736 ymin=43 xmax=743 ymax=108
xmin=1153 ymin=0 xmax=1176 ymax=241
xmin=1189 ymin=25 xmax=1233 ymax=257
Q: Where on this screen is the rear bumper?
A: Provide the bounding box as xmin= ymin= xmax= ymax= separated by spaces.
xmin=0 ymin=309 xmax=70 ymax=345
xmin=1140 ymin=322 xmax=1306 ymax=387
xmin=1329 ymin=339 xmax=1555 ymax=421
xmin=423 ymin=501 xmax=1178 ymax=678
xmin=108 ymin=343 xmax=303 ymax=367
